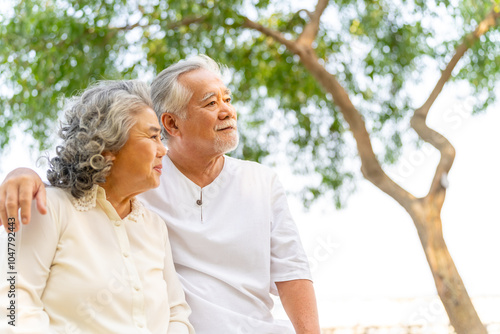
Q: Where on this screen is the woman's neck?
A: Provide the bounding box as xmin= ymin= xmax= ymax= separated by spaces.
xmin=100 ymin=183 xmax=133 ymax=219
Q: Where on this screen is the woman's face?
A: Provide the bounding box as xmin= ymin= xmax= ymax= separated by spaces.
xmin=106 ymin=107 xmax=167 ymax=196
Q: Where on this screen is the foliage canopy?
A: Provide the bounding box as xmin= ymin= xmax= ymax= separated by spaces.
xmin=1 ymin=0 xmax=499 ymax=207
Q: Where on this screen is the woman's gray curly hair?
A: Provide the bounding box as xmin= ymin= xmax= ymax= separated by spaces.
xmin=47 ymin=80 xmax=153 ymax=199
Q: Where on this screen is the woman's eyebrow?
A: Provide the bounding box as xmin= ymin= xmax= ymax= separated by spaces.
xmin=149 ymin=126 xmax=162 ymax=133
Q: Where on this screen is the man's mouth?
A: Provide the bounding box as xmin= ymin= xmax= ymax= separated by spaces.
xmin=218 ymin=126 xmax=235 ymax=131
xmin=216 ymin=121 xmax=237 ymax=131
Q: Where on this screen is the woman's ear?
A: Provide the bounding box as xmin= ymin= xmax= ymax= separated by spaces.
xmin=102 ymin=151 xmax=116 ymax=162
xmin=161 ymin=112 xmax=181 ymax=137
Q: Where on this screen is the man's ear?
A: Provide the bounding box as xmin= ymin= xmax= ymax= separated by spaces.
xmin=161 ymin=112 xmax=181 ymax=137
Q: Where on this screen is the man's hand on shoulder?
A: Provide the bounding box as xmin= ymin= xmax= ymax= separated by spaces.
xmin=0 ymin=167 xmax=46 ymax=232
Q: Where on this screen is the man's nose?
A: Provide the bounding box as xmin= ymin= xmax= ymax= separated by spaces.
xmin=219 ymin=102 xmax=237 ymax=120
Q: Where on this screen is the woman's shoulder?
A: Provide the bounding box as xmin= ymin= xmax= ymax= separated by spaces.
xmin=46 ymin=186 xmax=71 ymax=198
xmin=44 ymin=187 xmax=96 ymax=223
xmin=138 ymin=201 xmax=165 ymax=225
xmin=45 ymin=187 xmax=74 ymax=208
xmin=135 ymin=199 xmax=168 ymax=231
xmin=23 ymin=187 xmax=73 ymax=235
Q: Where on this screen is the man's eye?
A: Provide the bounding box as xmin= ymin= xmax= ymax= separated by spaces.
xmin=206 ymin=101 xmax=216 ymax=107
xmin=225 ymin=97 xmax=232 ymax=103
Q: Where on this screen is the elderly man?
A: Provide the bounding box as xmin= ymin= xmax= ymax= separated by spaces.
xmin=0 ymin=55 xmax=320 ymax=333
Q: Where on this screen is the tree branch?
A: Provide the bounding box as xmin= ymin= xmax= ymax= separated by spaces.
xmin=239 ymin=3 xmax=498 ymax=214
xmin=240 ymin=0 xmax=329 ymax=51
xmin=414 ymin=8 xmax=500 ymax=120
xmin=297 ymin=0 xmax=329 ymax=47
xmin=241 ymin=17 xmax=301 ymax=53
xmin=294 ymin=48 xmax=417 ymax=210
xmin=297 ymin=9 xmax=313 ymax=20
xmin=109 ymin=16 xmax=208 ymax=32
xmin=165 ymin=16 xmax=208 ymax=30
xmin=240 ymin=2 xmax=416 ymax=211
xmin=411 ymin=7 xmax=500 ymax=199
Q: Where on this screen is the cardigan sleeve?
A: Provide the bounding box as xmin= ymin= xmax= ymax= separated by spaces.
xmin=0 ymin=194 xmax=60 ymax=333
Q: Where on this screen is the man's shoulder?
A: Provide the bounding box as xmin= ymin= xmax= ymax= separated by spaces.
xmin=225 ymin=155 xmax=274 ymax=175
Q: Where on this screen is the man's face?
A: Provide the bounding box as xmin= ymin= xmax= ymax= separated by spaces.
xmin=176 ymin=68 xmax=238 ymax=155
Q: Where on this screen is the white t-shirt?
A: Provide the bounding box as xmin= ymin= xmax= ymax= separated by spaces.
xmin=139 ymin=155 xmax=312 ymax=334
xmin=0 ymin=186 xmax=194 ymax=334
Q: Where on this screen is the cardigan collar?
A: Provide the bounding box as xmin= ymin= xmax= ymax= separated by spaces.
xmin=70 ymin=185 xmax=145 ymax=222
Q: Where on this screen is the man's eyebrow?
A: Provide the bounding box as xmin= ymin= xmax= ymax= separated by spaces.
xmin=201 ymin=92 xmax=216 ymax=102
xmin=200 ymin=89 xmax=232 ymax=102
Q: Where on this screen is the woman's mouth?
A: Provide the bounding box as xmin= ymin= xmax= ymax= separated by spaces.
xmin=153 ymin=165 xmax=163 ymax=174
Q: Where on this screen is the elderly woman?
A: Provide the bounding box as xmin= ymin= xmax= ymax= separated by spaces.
xmin=0 ymin=81 xmax=194 ymax=333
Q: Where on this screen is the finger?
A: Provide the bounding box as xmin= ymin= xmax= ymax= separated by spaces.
xmin=0 ymin=188 xmax=9 ymax=232
xmin=34 ymin=182 xmax=47 ymax=216
xmin=4 ymin=182 xmax=21 ymax=232
xmin=6 ymin=217 xmax=19 ymax=233
xmin=19 ymin=182 xmax=35 ymax=225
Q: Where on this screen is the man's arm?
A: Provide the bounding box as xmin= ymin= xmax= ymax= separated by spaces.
xmin=268 ymin=171 xmax=319 ymax=333
xmin=276 ymin=279 xmax=320 ymax=334
xmin=0 ymin=168 xmax=46 ymax=232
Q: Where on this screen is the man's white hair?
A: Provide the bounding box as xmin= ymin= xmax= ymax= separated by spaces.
xmin=151 ymin=55 xmax=225 ymax=140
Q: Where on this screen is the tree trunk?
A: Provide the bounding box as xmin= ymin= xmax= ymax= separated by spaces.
xmin=240 ymin=3 xmax=499 ymax=332
xmin=409 ymin=197 xmax=487 ymax=334
xmin=295 ymin=41 xmax=488 ymax=334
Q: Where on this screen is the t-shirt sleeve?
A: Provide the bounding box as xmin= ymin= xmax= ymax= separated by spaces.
xmin=269 ymin=172 xmax=312 ymax=295
xmin=0 ymin=192 xmax=60 ymax=333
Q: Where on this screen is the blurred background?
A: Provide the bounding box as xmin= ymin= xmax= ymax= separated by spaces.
xmin=1 ymin=0 xmax=499 ymax=332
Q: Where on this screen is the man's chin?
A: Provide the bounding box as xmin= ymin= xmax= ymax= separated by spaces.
xmin=216 ymin=137 xmax=239 ymax=155
xmin=222 ymin=143 xmax=239 ymax=154
xmin=223 ymin=146 xmax=237 ymax=154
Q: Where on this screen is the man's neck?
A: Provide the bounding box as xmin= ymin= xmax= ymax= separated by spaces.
xmin=167 ymin=149 xmax=225 ymax=188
